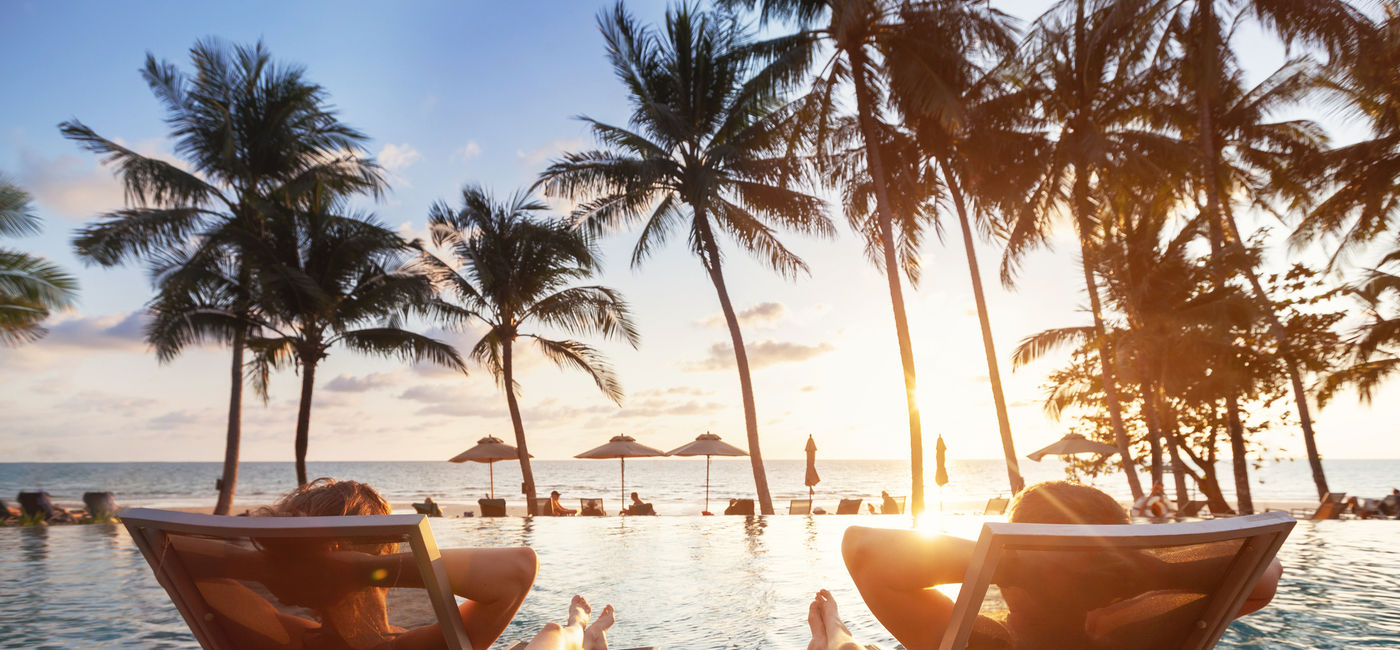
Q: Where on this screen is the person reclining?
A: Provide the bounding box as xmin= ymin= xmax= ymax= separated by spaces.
xmin=625 ymin=492 xmax=655 ymax=516
xmin=550 ymin=490 xmax=578 ymax=516
xmin=815 ymin=481 xmax=1284 ymax=650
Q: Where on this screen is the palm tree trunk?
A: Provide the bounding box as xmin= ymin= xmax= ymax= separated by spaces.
xmin=694 ymin=211 xmax=774 ymax=515
xmin=1072 ymin=174 xmax=1145 ymax=499
xmin=502 ymin=338 xmax=539 ymax=516
xmin=213 ymin=327 xmax=244 ymax=515
xmin=850 ymin=48 xmax=926 ymax=517
xmin=1224 ymin=397 xmax=1254 ymax=514
xmin=294 ymin=358 xmax=317 ymax=487
xmin=942 ymin=162 xmax=1023 ymax=494
xmin=1136 ymin=363 xmax=1164 ymax=487
xmin=1162 ymin=404 xmax=1191 ymax=509
xmin=1221 ymin=213 xmax=1330 ymax=499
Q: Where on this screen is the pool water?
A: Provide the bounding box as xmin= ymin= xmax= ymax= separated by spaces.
xmin=0 ymin=515 xmax=1395 ymax=648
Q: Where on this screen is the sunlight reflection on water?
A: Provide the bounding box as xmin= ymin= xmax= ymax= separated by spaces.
xmin=0 ymin=516 xmax=1395 ymax=648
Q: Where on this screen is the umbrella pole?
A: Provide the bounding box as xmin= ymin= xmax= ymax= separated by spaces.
xmin=489 ymin=462 xmax=495 ymax=500
xmin=705 ymin=455 xmax=711 ymax=512
xmin=621 ymin=457 xmax=626 ymax=507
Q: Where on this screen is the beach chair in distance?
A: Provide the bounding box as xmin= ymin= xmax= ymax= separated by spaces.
xmin=837 ymin=498 xmax=863 ymax=515
xmin=724 ymin=499 xmax=755 ymax=515
xmin=789 ymin=499 xmax=813 ymax=515
xmin=983 ymin=497 xmax=1010 ymax=516
xmin=938 ymin=511 xmax=1296 ymax=650
xmin=1179 ymin=500 xmax=1209 ymax=518
xmin=412 ymin=500 xmax=444 ymax=517
xmin=532 ymin=497 xmax=558 ymax=516
xmin=83 ymin=491 xmax=118 ymax=521
xmin=477 ymin=498 xmax=507 ymax=517
xmin=17 ymin=491 xmax=70 ymax=522
xmin=579 ymin=498 xmax=606 ymax=516
xmin=882 ymin=496 xmax=906 ymax=515
xmin=1293 ymin=492 xmax=1346 ymax=520
xmin=121 ymin=508 xmax=475 ymax=649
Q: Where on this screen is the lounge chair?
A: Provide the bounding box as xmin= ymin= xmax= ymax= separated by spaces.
xmin=1380 ymin=494 xmax=1399 ymax=518
xmin=120 ymin=508 xmax=475 ymax=649
xmin=1179 ymin=500 xmax=1209 ymax=518
xmin=789 ymin=499 xmax=813 ymax=515
xmin=412 ymin=500 xmax=444 ymax=517
xmin=882 ymin=496 xmax=906 ymax=515
xmin=724 ymin=499 xmax=755 ymax=515
xmin=1293 ymin=492 xmax=1347 ymax=520
xmin=83 ymin=491 xmax=118 ymax=521
xmin=939 ymin=511 xmax=1296 ymax=650
xmin=532 ymin=497 xmax=557 ymax=516
xmin=579 ymin=498 xmax=606 ymax=516
xmin=477 ymin=498 xmax=507 ymax=517
xmin=983 ymin=497 xmax=1009 ymax=516
xmin=17 ymin=491 xmax=70 ymax=522
xmin=836 ymin=498 xmax=863 ymax=515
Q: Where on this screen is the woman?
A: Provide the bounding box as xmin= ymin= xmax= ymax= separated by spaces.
xmin=829 ymin=481 xmax=1284 ymax=649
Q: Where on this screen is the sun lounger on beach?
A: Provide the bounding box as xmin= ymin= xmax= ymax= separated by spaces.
xmin=939 ymin=511 xmax=1296 ymax=650
xmin=882 ymin=496 xmax=906 ymax=515
xmin=17 ymin=491 xmax=71 ymax=522
xmin=723 ymin=499 xmax=755 ymax=515
xmin=579 ymin=498 xmax=606 ymax=516
xmin=1292 ymin=492 xmax=1347 ymax=520
xmin=837 ymin=498 xmax=863 ymax=514
xmin=120 ymin=508 xmax=481 ymax=649
xmin=477 ymin=498 xmax=507 ymax=517
xmin=413 ymin=499 xmax=445 ymax=517
xmin=789 ymin=499 xmax=813 ymax=515
xmin=82 ymin=491 xmax=118 ymax=521
xmin=983 ymin=497 xmax=1009 ymax=516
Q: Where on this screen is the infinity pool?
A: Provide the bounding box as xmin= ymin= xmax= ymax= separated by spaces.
xmin=1 ymin=515 xmax=1396 ymax=648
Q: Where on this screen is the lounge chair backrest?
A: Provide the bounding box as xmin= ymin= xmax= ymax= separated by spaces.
xmin=1321 ymin=492 xmax=1346 ymax=504
xmin=836 ymin=498 xmax=862 ymax=515
xmin=121 ymin=508 xmax=470 ymax=650
xmin=983 ymin=497 xmax=1009 ymax=516
xmin=413 ymin=501 xmax=444 ymax=517
xmin=580 ymin=498 xmax=605 ymax=516
xmin=477 ymin=498 xmax=507 ymax=517
xmin=17 ymin=491 xmax=55 ymax=519
xmin=940 ymin=511 xmax=1296 ymax=650
xmin=83 ymin=491 xmax=117 ymax=519
xmin=880 ymin=496 xmax=906 ymax=515
xmin=1180 ymin=500 xmax=1208 ymax=517
xmin=532 ymin=497 xmax=555 ymax=516
xmin=1311 ymin=501 xmax=1346 ymax=520
xmin=789 ymin=499 xmax=812 ymax=515
xmin=726 ymin=499 xmax=755 ymax=515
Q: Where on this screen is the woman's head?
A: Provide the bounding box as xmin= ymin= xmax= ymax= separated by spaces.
xmin=1008 ymin=481 xmax=1129 ymax=525
xmin=258 ymin=477 xmax=391 ymax=518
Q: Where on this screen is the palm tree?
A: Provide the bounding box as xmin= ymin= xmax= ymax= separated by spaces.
xmin=243 ymin=195 xmax=465 ymax=486
xmin=1173 ymin=0 xmax=1366 ymax=504
xmin=724 ymin=0 xmax=941 ymax=515
xmin=0 ymin=179 xmax=78 ymax=345
xmin=1320 ymin=250 xmax=1400 ymax=406
xmin=63 ymin=39 xmax=382 ymax=513
xmin=1003 ymin=0 xmax=1190 ymax=500
xmin=418 ymin=186 xmax=638 ymax=516
xmin=538 ymin=3 xmax=832 ymax=515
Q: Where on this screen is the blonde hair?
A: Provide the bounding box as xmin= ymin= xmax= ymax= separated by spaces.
xmin=1008 ymin=481 xmax=1129 ymax=525
xmin=257 ymin=477 xmax=391 ymax=518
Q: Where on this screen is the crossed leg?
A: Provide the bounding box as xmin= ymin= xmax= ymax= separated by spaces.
xmin=807 ymin=590 xmax=864 ymax=650
xmin=524 ymin=595 xmax=615 ymax=650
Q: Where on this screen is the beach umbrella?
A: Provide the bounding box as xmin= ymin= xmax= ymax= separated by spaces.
xmin=667 ymin=432 xmax=748 ymax=513
xmin=1025 ymin=433 xmax=1122 ymax=462
xmin=448 ymin=435 xmax=528 ymax=499
xmin=575 ymin=434 xmax=668 ymax=505
xmin=935 ymin=435 xmax=949 ymax=515
xmin=804 ymin=435 xmax=821 ymax=498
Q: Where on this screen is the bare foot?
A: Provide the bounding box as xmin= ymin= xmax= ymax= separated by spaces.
xmin=568 ymin=594 xmax=592 ymax=628
xmin=583 ymin=604 xmax=614 ymax=650
xmin=817 ymin=590 xmax=861 ymax=650
xmin=806 ymin=594 xmax=828 ymax=650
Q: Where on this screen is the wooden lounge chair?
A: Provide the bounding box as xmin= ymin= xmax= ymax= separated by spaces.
xmin=412 ymin=500 xmax=444 ymax=517
xmin=789 ymin=499 xmax=813 ymax=515
xmin=882 ymin=496 xmax=906 ymax=515
xmin=83 ymin=491 xmax=118 ymax=521
xmin=938 ymin=511 xmax=1296 ymax=650
xmin=579 ymin=498 xmax=606 ymax=516
xmin=477 ymin=498 xmax=507 ymax=517
xmin=121 ymin=508 xmax=475 ymax=649
xmin=836 ymin=498 xmax=863 ymax=514
xmin=532 ymin=497 xmax=558 ymax=516
xmin=724 ymin=499 xmax=755 ymax=515
xmin=983 ymin=497 xmax=1009 ymax=516
xmin=1293 ymin=492 xmax=1346 ymax=520
xmin=17 ymin=491 xmax=70 ymax=522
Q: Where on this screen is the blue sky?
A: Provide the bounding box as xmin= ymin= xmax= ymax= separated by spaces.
xmin=2 ymin=0 xmax=1396 ymax=466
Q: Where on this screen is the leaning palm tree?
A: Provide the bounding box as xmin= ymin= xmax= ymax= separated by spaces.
xmin=723 ymin=0 xmax=938 ymax=515
xmin=418 ymin=186 xmax=639 ymax=516
xmin=63 ymin=39 xmax=382 ymax=513
xmin=0 ymin=179 xmax=78 ymax=345
xmin=243 ymin=195 xmax=465 ymax=486
xmin=539 ymin=3 xmax=832 ymax=515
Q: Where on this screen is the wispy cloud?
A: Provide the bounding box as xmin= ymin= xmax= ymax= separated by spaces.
xmin=452 ymin=141 xmax=482 ymax=162
xmin=378 ymin=143 xmax=422 ymax=171
xmin=697 ymin=301 xmax=788 ymax=329
xmin=687 ymin=339 xmax=835 ymax=371
xmin=324 ymin=372 xmax=400 ymax=393
xmin=516 ymin=138 xmax=585 ymax=168
xmin=42 ymin=311 xmax=150 ymax=351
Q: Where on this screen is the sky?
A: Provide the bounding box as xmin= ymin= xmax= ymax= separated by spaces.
xmin=1 ymin=0 xmax=1396 ymax=465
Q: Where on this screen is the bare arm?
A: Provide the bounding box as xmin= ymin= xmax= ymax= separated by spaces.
xmin=842 ymin=526 xmax=977 ymax=650
xmin=1236 ymin=557 xmax=1282 ymax=617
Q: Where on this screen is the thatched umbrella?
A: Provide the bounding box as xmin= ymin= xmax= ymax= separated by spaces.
xmin=1026 ymin=433 xmax=1122 ymax=462
xmin=449 ymin=435 xmax=528 ymax=499
xmin=575 ymin=434 xmax=668 ymax=505
xmin=667 ymin=432 xmax=748 ymax=513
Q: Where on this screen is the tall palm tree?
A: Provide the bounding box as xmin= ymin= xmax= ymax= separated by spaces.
xmin=539 ymin=3 xmax=832 ymax=515
xmin=1173 ymin=0 xmax=1366 ymax=503
xmin=0 ymin=179 xmax=78 ymax=345
xmin=243 ymin=195 xmax=465 ymax=486
xmin=1319 ymin=251 xmax=1400 ymax=405
xmin=418 ymin=186 xmax=639 ymax=516
xmin=64 ymin=39 xmax=382 ymax=513
xmin=724 ymin=0 xmax=939 ymax=515
xmin=1003 ymin=0 xmax=1189 ymax=499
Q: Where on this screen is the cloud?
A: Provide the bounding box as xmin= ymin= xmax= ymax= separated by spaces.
xmin=632 ymin=386 xmax=713 ymax=398
xmin=697 ymin=301 xmax=788 ymax=329
xmin=399 ymin=383 xmax=465 ymax=404
xmin=687 ymin=339 xmax=834 ymax=371
xmin=452 ymin=141 xmax=482 ymax=162
xmin=516 ymin=138 xmax=586 ymax=167
xmin=42 ymin=311 xmax=150 ymax=351
xmin=324 ymin=372 xmax=399 ymax=393
xmin=378 ymin=143 xmax=422 ymax=171
xmin=14 ymin=140 xmax=185 ymax=220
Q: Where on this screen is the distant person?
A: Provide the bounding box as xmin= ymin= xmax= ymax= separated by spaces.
xmin=550 ymin=491 xmax=577 ymax=516
xmin=580 ymin=499 xmax=606 ymax=517
xmin=880 ymin=491 xmax=900 ymax=515
xmin=626 ymin=492 xmax=655 ymax=516
xmin=421 ymin=496 xmax=444 ymax=518
xmin=1381 ymin=490 xmax=1400 ymax=517
xmin=866 ymin=503 xmax=877 ymax=515
xmin=1132 ymin=483 xmax=1173 ymax=518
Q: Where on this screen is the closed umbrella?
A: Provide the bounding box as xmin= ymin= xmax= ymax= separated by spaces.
xmin=667 ymin=432 xmax=748 ymax=513
xmin=935 ymin=434 xmax=949 ymax=514
xmin=575 ymin=434 xmax=668 ymax=505
xmin=448 ymin=435 xmax=528 ymax=499
xmin=804 ymin=435 xmax=820 ymax=498
xmin=1025 ymin=433 xmax=1122 ymax=462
